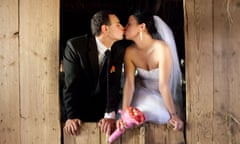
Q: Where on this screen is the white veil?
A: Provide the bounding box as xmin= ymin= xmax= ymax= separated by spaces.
xmin=153 ymin=16 xmax=184 ymax=118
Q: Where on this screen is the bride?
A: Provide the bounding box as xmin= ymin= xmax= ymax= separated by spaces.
xmin=117 ymin=10 xmax=184 ymax=130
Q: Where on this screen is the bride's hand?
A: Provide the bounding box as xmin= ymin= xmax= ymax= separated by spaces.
xmin=169 ymin=114 xmax=183 ymax=131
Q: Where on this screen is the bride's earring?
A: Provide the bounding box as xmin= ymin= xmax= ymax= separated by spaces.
xmin=139 ymin=29 xmax=143 ymax=40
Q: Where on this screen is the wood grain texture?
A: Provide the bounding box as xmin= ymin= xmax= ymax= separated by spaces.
xmin=185 ymin=0 xmax=240 ymax=143
xmin=0 ymin=0 xmax=20 ymax=144
xmin=64 ymin=122 xmax=185 ymax=144
xmin=184 ymin=0 xmax=214 ymax=143
xmin=213 ymin=0 xmax=240 ymax=143
xmin=19 ymin=0 xmax=60 ymax=143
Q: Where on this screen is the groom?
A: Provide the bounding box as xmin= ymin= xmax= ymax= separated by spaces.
xmin=62 ymin=10 xmax=131 ymax=135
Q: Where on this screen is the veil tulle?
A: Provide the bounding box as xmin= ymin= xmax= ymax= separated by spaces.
xmin=153 ymin=16 xmax=184 ymax=118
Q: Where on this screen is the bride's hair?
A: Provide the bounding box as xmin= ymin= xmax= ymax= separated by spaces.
xmin=131 ymin=10 xmax=162 ymax=40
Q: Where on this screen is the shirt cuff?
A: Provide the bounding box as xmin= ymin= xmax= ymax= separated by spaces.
xmin=104 ymin=111 xmax=116 ymax=119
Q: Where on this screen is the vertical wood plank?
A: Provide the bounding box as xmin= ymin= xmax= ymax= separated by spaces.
xmin=139 ymin=125 xmax=146 ymax=144
xmin=146 ymin=123 xmax=167 ymax=144
xmin=213 ymin=0 xmax=240 ymax=143
xmin=120 ymin=125 xmax=141 ymax=144
xmin=0 ymin=0 xmax=20 ymax=144
xmin=64 ymin=122 xmax=112 ymax=144
xmin=63 ymin=122 xmax=112 ymax=144
xmin=100 ymin=127 xmax=121 ymax=144
xmin=166 ymin=124 xmax=185 ymax=144
xmin=227 ymin=1 xmax=240 ymax=143
xmin=63 ymin=132 xmax=76 ymax=144
xmin=213 ymin=1 xmax=230 ymax=143
xmin=184 ymin=0 xmax=214 ymax=143
xmin=19 ymin=0 xmax=60 ymax=143
xmin=75 ymin=123 xmax=100 ymax=144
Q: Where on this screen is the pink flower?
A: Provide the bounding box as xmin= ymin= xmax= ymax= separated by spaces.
xmin=108 ymin=107 xmax=145 ymax=143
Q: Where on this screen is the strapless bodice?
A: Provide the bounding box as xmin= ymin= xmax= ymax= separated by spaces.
xmin=135 ymin=68 xmax=159 ymax=91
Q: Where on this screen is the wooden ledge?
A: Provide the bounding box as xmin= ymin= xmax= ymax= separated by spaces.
xmin=63 ymin=122 xmax=185 ymax=144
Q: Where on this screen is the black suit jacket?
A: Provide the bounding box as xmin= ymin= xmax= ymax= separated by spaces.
xmin=63 ymin=34 xmax=131 ymax=122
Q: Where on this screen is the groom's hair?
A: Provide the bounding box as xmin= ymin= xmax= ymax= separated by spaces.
xmin=90 ymin=10 xmax=114 ymax=36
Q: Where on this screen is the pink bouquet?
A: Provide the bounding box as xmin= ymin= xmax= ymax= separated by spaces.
xmin=108 ymin=107 xmax=145 ymax=143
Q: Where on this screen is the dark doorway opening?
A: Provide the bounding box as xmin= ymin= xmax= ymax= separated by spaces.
xmin=59 ymin=0 xmax=185 ymax=143
xmin=60 ymin=0 xmax=185 ymax=62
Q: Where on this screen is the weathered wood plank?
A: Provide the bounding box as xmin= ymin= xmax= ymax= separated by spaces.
xmin=64 ymin=122 xmax=185 ymax=144
xmin=213 ymin=0 xmax=240 ymax=143
xmin=19 ymin=0 xmax=60 ymax=144
xmin=145 ymin=123 xmax=168 ymax=144
xmin=0 ymin=0 xmax=20 ymax=144
xmin=227 ymin=0 xmax=240 ymax=142
xmin=121 ymin=125 xmax=142 ymax=144
xmin=184 ymin=0 xmax=214 ymax=143
xmin=76 ymin=123 xmax=100 ymax=144
xmin=213 ymin=1 xmax=231 ymax=143
xmin=183 ymin=1 xmax=194 ymax=143
xmin=100 ymin=126 xmax=121 ymax=144
xmin=166 ymin=124 xmax=185 ymax=144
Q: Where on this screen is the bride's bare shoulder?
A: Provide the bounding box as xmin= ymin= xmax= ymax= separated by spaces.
xmin=153 ymin=40 xmax=170 ymax=51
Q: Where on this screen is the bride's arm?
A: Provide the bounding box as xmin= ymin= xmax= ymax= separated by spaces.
xmin=158 ymin=42 xmax=183 ymax=130
xmin=122 ymin=47 xmax=135 ymax=111
xmin=158 ymin=42 xmax=176 ymax=115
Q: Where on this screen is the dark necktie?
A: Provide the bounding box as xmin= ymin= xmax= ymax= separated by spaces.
xmin=95 ymin=50 xmax=111 ymax=94
xmin=104 ymin=50 xmax=111 ymax=109
xmin=100 ymin=50 xmax=110 ymax=74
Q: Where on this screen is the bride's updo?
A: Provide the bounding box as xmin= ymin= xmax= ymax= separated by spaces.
xmin=131 ymin=10 xmax=162 ymax=40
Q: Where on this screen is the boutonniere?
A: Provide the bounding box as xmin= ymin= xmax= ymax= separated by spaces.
xmin=110 ymin=65 xmax=116 ymax=73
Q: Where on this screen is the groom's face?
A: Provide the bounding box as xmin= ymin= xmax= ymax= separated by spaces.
xmin=106 ymin=14 xmax=124 ymax=42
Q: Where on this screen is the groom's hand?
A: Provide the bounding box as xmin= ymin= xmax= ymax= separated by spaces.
xmin=98 ymin=118 xmax=116 ymax=135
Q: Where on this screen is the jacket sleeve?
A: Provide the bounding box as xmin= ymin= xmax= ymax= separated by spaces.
xmin=62 ymin=39 xmax=81 ymax=119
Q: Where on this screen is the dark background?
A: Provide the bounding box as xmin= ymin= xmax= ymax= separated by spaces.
xmin=60 ymin=0 xmax=185 ymax=63
xmin=59 ymin=1 xmax=185 ymax=142
xmin=59 ymin=0 xmax=185 ymax=122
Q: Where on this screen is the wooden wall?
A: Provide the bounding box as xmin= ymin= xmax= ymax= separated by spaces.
xmin=184 ymin=0 xmax=240 ymax=143
xmin=63 ymin=123 xmax=185 ymax=144
xmin=0 ymin=0 xmax=61 ymax=144
xmin=0 ymin=0 xmax=20 ymax=143
xmin=0 ymin=0 xmax=240 ymax=144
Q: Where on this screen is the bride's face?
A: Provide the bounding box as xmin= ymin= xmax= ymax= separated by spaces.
xmin=124 ymin=15 xmax=140 ymax=40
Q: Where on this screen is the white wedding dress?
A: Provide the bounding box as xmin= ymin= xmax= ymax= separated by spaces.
xmin=130 ymin=16 xmax=184 ymax=124
xmin=131 ymin=68 xmax=170 ymax=124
